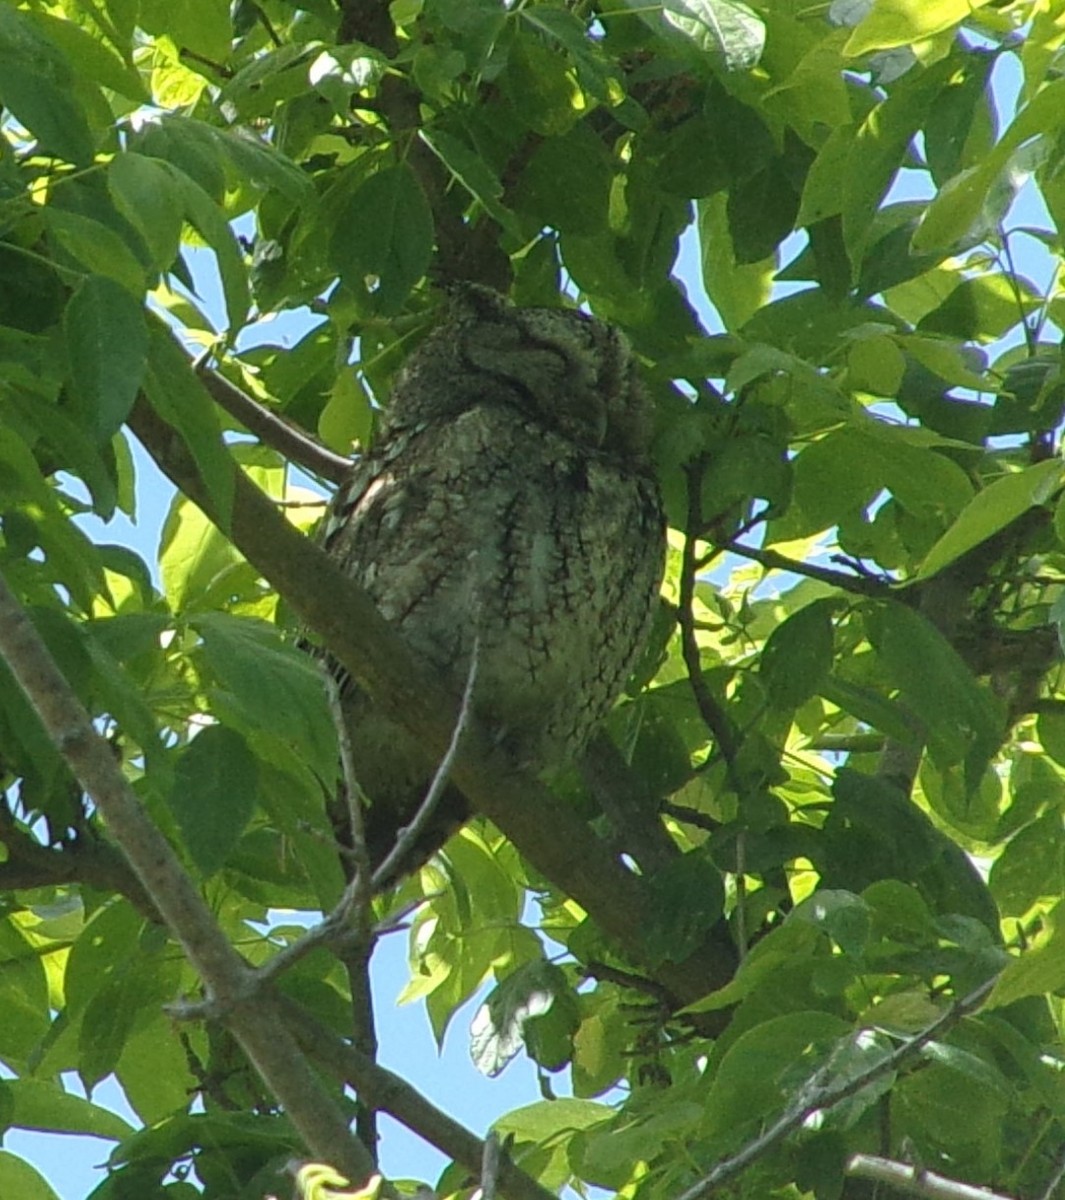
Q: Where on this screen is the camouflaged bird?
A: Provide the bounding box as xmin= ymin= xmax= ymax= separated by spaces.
xmin=320 ymin=286 xmax=665 ymax=882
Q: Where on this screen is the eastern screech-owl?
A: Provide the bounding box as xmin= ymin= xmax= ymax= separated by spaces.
xmin=321 ymin=286 xmax=665 ymax=882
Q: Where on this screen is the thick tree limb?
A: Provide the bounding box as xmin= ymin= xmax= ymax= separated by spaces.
xmin=127 ymin=382 xmax=737 ymax=1015
xmin=0 ymin=572 xmax=373 ymax=1184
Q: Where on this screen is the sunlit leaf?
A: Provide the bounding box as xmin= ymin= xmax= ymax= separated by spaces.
xmin=917 ymin=459 xmax=1063 ymax=581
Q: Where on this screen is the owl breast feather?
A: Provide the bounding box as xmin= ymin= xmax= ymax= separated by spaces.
xmin=326 ymin=404 xmax=664 ymax=775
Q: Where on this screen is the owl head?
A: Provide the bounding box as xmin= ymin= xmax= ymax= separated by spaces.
xmin=383 ymin=286 xmax=654 ymax=461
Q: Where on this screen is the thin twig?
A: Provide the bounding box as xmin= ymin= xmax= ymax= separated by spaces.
xmin=583 ymin=961 xmax=675 ymax=1005
xmin=370 ymin=634 xmax=481 ymax=891
xmin=482 ymin=1131 xmax=507 ymax=1200
xmin=324 ymin=671 xmax=374 ymax=906
xmin=1039 ymin=1143 xmax=1065 ymax=1200
xmin=846 ymin=1154 xmax=1017 ymax=1200
xmin=195 ymin=357 xmax=353 ymax=485
xmin=675 ymin=973 xmax=1001 ymax=1200
xmin=724 ymin=541 xmax=888 ymax=597
xmin=679 ymin=461 xmax=739 ymax=765
xmin=323 ymin=672 xmax=380 ymax=1160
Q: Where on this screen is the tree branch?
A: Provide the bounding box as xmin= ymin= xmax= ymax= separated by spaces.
xmin=196 ymin=361 xmax=352 ymax=485
xmin=280 ymin=999 xmax=558 ymax=1200
xmin=674 ymin=973 xmax=1000 ymax=1200
xmin=845 ymin=1155 xmax=1017 ymax=1200
xmin=371 ymin=633 xmax=480 ymax=890
xmin=335 ymin=0 xmax=511 ymax=291
xmin=580 ymin=732 xmax=682 ymax=876
xmin=126 ymin=372 xmax=738 ymax=1017
xmin=680 ymin=462 xmax=739 ymax=766
xmin=724 ymin=541 xmax=889 ymax=597
xmin=0 ymin=806 xmax=160 ymax=921
xmin=0 ymin=571 xmax=373 ymax=1183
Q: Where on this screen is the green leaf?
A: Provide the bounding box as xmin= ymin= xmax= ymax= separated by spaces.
xmin=917 ymin=459 xmax=1063 ymax=581
xmin=661 ymin=0 xmax=766 ymax=70
xmin=420 ymin=130 xmax=521 ymax=238
xmin=900 ymin=334 xmax=995 ymax=391
xmin=79 ymin=946 xmax=179 ymax=1090
xmin=844 ymin=0 xmax=994 ymax=55
xmin=138 ymin=0 xmax=232 ymax=61
xmin=331 ymin=163 xmax=434 ymax=315
xmin=493 ymin=1099 xmax=612 ymax=1191
xmin=760 ymin=598 xmax=836 ymax=710
xmin=0 ymin=1150 xmax=60 ymax=1200
xmin=190 ymin=612 xmax=336 ymax=781
xmin=0 ymin=922 xmax=51 ymax=1065
xmin=159 ymin=492 xmax=245 ymax=613
xmin=471 ymin=960 xmax=576 ymax=1076
xmin=27 ymin=11 xmax=148 ymax=103
xmin=83 ymin=622 xmax=168 ymax=781
xmin=43 ymin=209 xmax=147 ymax=297
xmin=918 ymin=274 xmax=1039 ymax=342
xmin=168 ymin=725 xmax=259 ymax=877
xmin=847 ymin=333 xmax=906 ymax=396
xmin=109 ymin=1111 xmax=298 ymax=1169
xmin=819 ymin=674 xmax=925 ymax=745
xmin=645 ymin=853 xmax=725 ymax=964
xmin=988 ymin=901 xmax=1065 ymax=1008
xmin=864 ymin=600 xmax=1002 ymax=770
xmin=791 ymin=889 xmax=871 ymax=957
xmin=64 ymin=276 xmax=148 ymax=443
xmin=162 ymin=163 xmax=250 ymax=331
xmin=842 ymin=61 xmax=955 ymax=269
xmin=578 ymin=1102 xmax=704 ymax=1188
xmin=115 ymin=1016 xmax=197 ymax=1124
xmin=516 ymin=124 xmax=614 ymax=237
xmin=0 ymin=7 xmax=95 ymax=167
xmin=130 ymin=116 xmax=226 ymax=202
xmin=989 ymin=811 xmax=1065 ymax=920
xmin=913 ymin=77 xmax=1065 ymax=255
xmin=519 ymin=7 xmax=619 ymax=102
xmin=727 ymin=156 xmax=799 ymax=264
xmin=317 ymin=369 xmax=374 ymax=455
xmin=64 ymin=902 xmax=145 ymax=1018
xmin=789 ymin=432 xmax=881 ymax=532
xmin=500 ymin=33 xmax=584 ymax=136
xmin=108 ymin=154 xmax=185 ymax=272
xmin=0 ymin=427 xmax=105 ymax=611
xmin=6 ymin=1078 xmax=134 ymax=1140
xmin=704 ymin=1011 xmax=852 ymax=1137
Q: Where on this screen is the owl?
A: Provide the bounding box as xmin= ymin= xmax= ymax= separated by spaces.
xmin=321 ymin=286 xmax=665 ymax=882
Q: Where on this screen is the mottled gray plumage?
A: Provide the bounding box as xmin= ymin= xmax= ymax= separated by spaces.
xmin=322 ymin=287 xmax=664 ymax=880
